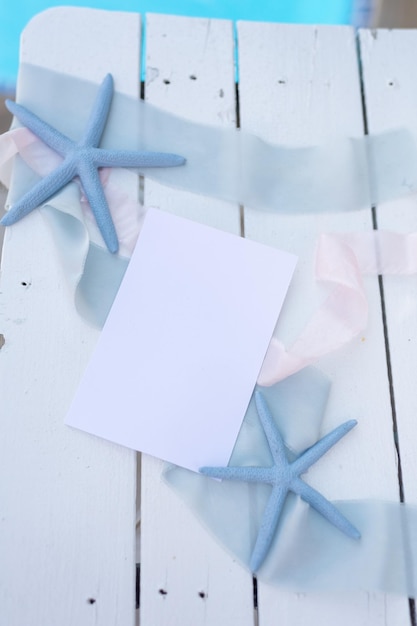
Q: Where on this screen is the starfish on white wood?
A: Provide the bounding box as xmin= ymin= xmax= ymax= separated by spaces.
xmin=200 ymin=391 xmax=360 ymax=572
xmin=2 ymin=74 xmax=185 ymax=253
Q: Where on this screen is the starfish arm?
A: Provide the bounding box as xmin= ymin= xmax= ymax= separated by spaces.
xmin=77 ymin=163 xmax=119 ymax=254
xmin=250 ymin=485 xmax=288 ymax=572
xmin=199 ymin=465 xmax=266 ymax=483
xmin=254 ymin=391 xmax=288 ymax=465
xmin=292 ymin=477 xmax=360 ymax=540
xmin=1 ymin=160 xmax=76 ymax=225
xmin=6 ymin=99 xmax=74 ymax=155
xmin=292 ymin=419 xmax=357 ymax=475
xmin=95 ymin=148 xmax=186 ymax=169
xmin=80 ymin=74 xmax=114 ymax=148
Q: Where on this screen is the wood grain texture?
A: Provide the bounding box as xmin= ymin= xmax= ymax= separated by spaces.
xmin=238 ymin=21 xmax=410 ymax=625
xmin=140 ymin=14 xmax=253 ymax=626
xmin=0 ymin=8 xmax=138 ymax=626
xmin=359 ymin=29 xmax=417 ymax=505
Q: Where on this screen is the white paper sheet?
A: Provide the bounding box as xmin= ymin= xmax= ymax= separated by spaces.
xmin=66 ymin=208 xmax=297 ymax=472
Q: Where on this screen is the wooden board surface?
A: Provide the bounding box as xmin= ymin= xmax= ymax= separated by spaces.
xmin=140 ymin=14 xmax=253 ymax=626
xmin=360 ymin=27 xmax=417 ymax=506
xmin=1 ymin=9 xmax=416 ymax=626
xmin=238 ymin=22 xmax=410 ymax=625
xmin=0 ymin=8 xmax=139 ymax=626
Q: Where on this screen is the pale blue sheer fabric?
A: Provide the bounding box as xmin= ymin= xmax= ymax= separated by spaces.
xmin=165 ymin=368 xmax=417 ymax=596
xmin=6 ymin=64 xmax=417 ymax=325
xmin=14 ymin=63 xmax=417 ymax=215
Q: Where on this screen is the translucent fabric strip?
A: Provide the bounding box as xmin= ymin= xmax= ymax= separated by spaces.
xmin=12 ymin=63 xmax=417 ymax=215
xmin=165 ymin=368 xmax=417 ymax=596
xmin=3 ymin=64 xmax=417 ymax=331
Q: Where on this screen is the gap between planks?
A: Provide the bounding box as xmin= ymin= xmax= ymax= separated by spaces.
xmin=356 ymin=29 xmax=416 ymax=626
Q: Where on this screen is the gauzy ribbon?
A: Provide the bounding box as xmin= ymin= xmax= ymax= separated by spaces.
xmin=4 ymin=122 xmax=417 ymax=391
xmin=10 ymin=64 xmax=417 ymax=215
xmin=4 ymin=131 xmax=417 ymax=381
xmin=165 ymin=367 xmax=417 ymax=597
xmin=3 ymin=64 xmax=417 ymax=371
xmin=259 ymin=230 xmax=417 ymax=384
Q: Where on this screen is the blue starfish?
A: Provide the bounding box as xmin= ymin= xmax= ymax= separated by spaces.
xmin=2 ymin=74 xmax=185 ymax=253
xmin=200 ymin=391 xmax=360 ymax=573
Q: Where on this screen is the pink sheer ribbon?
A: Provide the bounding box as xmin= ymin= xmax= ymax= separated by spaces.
xmin=258 ymin=230 xmax=417 ymax=385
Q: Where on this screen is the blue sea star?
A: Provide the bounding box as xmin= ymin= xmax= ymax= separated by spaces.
xmin=2 ymin=74 xmax=185 ymax=253
xmin=200 ymin=391 xmax=360 ymax=573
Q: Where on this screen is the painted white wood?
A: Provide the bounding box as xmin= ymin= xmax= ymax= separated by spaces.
xmin=2 ymin=10 xmax=416 ymax=626
xmin=359 ymin=30 xmax=417 ymax=504
xmin=140 ymin=14 xmax=254 ymax=626
xmin=238 ymin=22 xmax=409 ymax=625
xmin=143 ymin=13 xmax=240 ymax=233
xmin=0 ymin=8 xmax=138 ymax=625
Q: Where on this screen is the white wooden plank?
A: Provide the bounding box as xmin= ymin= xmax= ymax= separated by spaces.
xmin=238 ymin=22 xmax=409 ymax=624
xmin=0 ymin=8 xmax=138 ymax=625
xmin=143 ymin=13 xmax=240 ymax=233
xmin=140 ymin=13 xmax=254 ymax=626
xmin=359 ymin=29 xmax=417 ymax=507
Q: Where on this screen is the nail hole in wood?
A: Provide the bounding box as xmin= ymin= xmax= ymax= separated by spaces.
xmin=388 ymin=81 xmax=394 ymax=86
xmin=87 ymin=598 xmax=96 ymax=605
xmin=198 ymin=591 xmax=206 ymax=599
xmin=278 ymin=79 xmax=286 ymax=85
xmin=21 ymin=281 xmax=29 ymax=287
xmin=163 ymin=79 xmax=170 ymax=85
xmin=189 ymin=74 xmax=197 ymax=80
xmin=219 ymin=89 xmax=224 ymax=98
xmin=159 ymin=589 xmax=168 ymax=596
